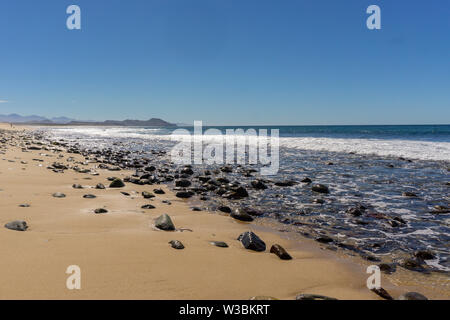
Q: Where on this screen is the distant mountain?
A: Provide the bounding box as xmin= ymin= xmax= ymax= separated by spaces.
xmin=68 ymin=118 xmax=176 ymax=127
xmin=0 ymin=114 xmax=176 ymax=127
xmin=0 ymin=113 xmax=48 ymax=123
xmin=0 ymin=113 xmax=75 ymax=124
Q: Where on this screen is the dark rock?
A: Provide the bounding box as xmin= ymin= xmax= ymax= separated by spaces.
xmin=176 ymin=191 xmax=194 ymax=199
xmin=83 ymin=194 xmax=96 ymax=199
xmin=346 ymin=207 xmax=362 ymax=217
xmin=311 ymin=184 xmax=329 ymax=194
xmin=95 ymin=183 xmax=106 ymax=189
xmin=210 ymin=241 xmax=228 ymax=248
xmin=301 ymin=177 xmax=312 ymax=183
xmin=191 ymin=207 xmax=202 ymax=211
xmin=315 ymin=236 xmax=333 ymax=244
xmin=249 ymin=296 xmax=278 ymax=300
xmin=19 ymin=204 xmax=30 ymax=208
xmin=274 ymin=180 xmax=296 ymax=187
xmin=218 ymin=206 xmax=232 ymax=214
xmin=144 ymin=166 xmax=156 ymax=172
xmin=175 ymin=179 xmax=191 ymax=188
xmin=5 ymin=220 xmax=28 ymax=231
xmin=371 ymin=287 xmax=393 ymax=300
xmin=237 ymin=231 xmax=266 ymax=252
xmin=169 ymin=240 xmax=184 ymax=249
xmin=121 ymin=191 xmax=130 ymax=196
xmin=243 ymin=207 xmax=264 ymax=217
xmin=312 ymin=198 xmax=325 ymax=204
xmin=414 ymin=250 xmax=436 ymax=260
xmin=94 ymin=208 xmax=108 ymax=214
xmin=430 ymin=205 xmax=450 ymax=214
xmin=378 ymin=263 xmax=396 ymax=274
xmin=52 ymin=192 xmax=66 ymax=198
xmin=251 ymin=180 xmax=267 ymax=190
xmin=270 ymin=244 xmax=292 ymax=260
xmin=109 ymin=178 xmax=125 ymax=188
xmin=295 ymin=294 xmax=338 ymax=300
xmin=142 ymin=191 xmax=155 ymax=199
xmin=231 ymin=208 xmax=254 ymax=222
xmin=153 ymin=188 xmax=165 ymax=194
xmin=399 ymin=258 xmax=427 ymax=272
xmin=72 ymin=184 xmax=83 ymax=189
xmin=141 ymin=204 xmax=156 ymax=209
xmin=397 ymin=292 xmax=428 ymax=300
xmin=402 ymin=192 xmax=418 ymax=197
xmin=155 ymin=214 xmax=175 ymax=231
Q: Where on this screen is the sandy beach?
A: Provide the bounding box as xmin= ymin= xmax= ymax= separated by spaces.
xmin=0 ymin=123 xmax=443 ymax=300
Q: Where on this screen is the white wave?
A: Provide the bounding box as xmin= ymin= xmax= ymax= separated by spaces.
xmin=46 ymin=127 xmax=450 ymax=162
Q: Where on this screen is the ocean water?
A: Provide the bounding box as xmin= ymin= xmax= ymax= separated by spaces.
xmin=43 ymin=125 xmax=450 ymax=272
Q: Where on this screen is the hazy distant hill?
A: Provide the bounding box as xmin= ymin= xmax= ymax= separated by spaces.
xmin=0 ymin=113 xmax=76 ymax=124
xmin=68 ymin=118 xmax=176 ymax=127
xmin=1 ymin=113 xmax=176 ymax=127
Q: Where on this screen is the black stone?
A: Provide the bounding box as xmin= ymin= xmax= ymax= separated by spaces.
xmin=397 ymin=292 xmax=428 ymax=300
xmin=83 ymin=194 xmax=96 ymax=199
xmin=142 ymin=191 xmax=155 ymax=199
xmin=295 ymin=294 xmax=338 ymax=300
xmin=270 ymin=244 xmax=292 ymax=260
xmin=155 ymin=214 xmax=175 ymax=231
xmin=311 ymin=184 xmax=329 ymax=194
xmin=237 ymin=231 xmax=266 ymax=252
xmin=169 ymin=240 xmax=184 ymax=249
xmin=94 ymin=208 xmax=108 ymax=214
xmin=5 ymin=220 xmax=28 ymax=231
xmin=141 ymin=204 xmax=156 ymax=209
xmin=231 ymin=208 xmax=254 ymax=222
xmin=210 ymin=241 xmax=228 ymax=248
xmin=371 ymin=287 xmax=393 ymax=300
xmin=109 ymin=178 xmax=125 ymax=188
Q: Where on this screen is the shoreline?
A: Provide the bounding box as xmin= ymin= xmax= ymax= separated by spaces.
xmin=0 ymin=123 xmax=446 ymax=299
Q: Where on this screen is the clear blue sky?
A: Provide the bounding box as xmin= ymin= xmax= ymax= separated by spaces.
xmin=0 ymin=0 xmax=449 ymax=125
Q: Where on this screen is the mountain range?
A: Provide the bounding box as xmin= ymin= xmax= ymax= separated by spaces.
xmin=0 ymin=113 xmax=176 ymax=127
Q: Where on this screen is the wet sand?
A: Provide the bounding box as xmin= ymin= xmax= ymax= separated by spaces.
xmin=0 ymin=123 xmax=423 ymax=299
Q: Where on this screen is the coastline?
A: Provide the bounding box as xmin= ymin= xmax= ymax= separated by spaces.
xmin=0 ymin=123 xmax=445 ymax=299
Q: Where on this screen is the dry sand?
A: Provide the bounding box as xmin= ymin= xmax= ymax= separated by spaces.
xmin=0 ymin=123 xmax=423 ymax=300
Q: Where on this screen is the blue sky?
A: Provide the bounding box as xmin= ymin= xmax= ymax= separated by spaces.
xmin=0 ymin=0 xmax=449 ymax=125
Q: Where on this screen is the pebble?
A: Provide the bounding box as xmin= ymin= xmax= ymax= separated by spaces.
xmin=5 ymin=220 xmax=28 ymax=231
xmin=52 ymin=192 xmax=66 ymax=198
xmin=295 ymin=294 xmax=338 ymax=300
xmin=237 ymin=231 xmax=266 ymax=252
xmin=83 ymin=194 xmax=96 ymax=199
xmin=270 ymin=244 xmax=292 ymax=260
xmin=109 ymin=178 xmax=125 ymax=188
xmin=169 ymin=240 xmax=185 ymax=249
xmin=231 ymin=208 xmax=254 ymax=222
xmin=155 ymin=214 xmax=175 ymax=231
xmin=94 ymin=208 xmax=108 ymax=214
xmin=210 ymin=241 xmax=228 ymax=248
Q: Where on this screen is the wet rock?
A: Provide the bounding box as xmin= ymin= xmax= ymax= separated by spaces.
xmin=191 ymin=207 xmax=202 ymax=211
xmin=397 ymin=292 xmax=428 ymax=300
xmin=52 ymin=192 xmax=66 ymax=198
xmin=155 ymin=214 xmax=175 ymax=231
xmin=402 ymin=192 xmax=418 ymax=197
xmin=315 ymin=236 xmax=333 ymax=244
xmin=361 ymin=254 xmax=380 ymax=262
xmin=346 ymin=207 xmax=362 ymax=217
xmin=371 ymin=287 xmax=393 ymax=300
xmin=231 ymin=208 xmax=254 ymax=222
xmin=251 ymin=180 xmax=268 ymax=190
xmin=95 ymin=183 xmax=106 ymax=189
xmin=270 ymin=244 xmax=292 ymax=260
xmin=210 ymin=241 xmax=228 ymax=248
xmin=295 ymin=294 xmax=338 ymax=300
xmin=311 ymin=184 xmax=329 ymax=194
xmin=237 ymin=231 xmax=266 ymax=252
xmin=414 ymin=250 xmax=436 ymax=260
xmin=5 ymin=220 xmax=28 ymax=231
xmin=153 ymin=188 xmax=165 ymax=194
xmin=19 ymin=204 xmax=30 ymax=208
xmin=142 ymin=191 xmax=155 ymax=199
xmin=141 ymin=204 xmax=156 ymax=209
xmin=399 ymin=258 xmax=427 ymax=272
xmin=72 ymin=184 xmax=83 ymax=189
xmin=169 ymin=240 xmax=184 ymax=249
xmin=176 ymin=191 xmax=194 ymax=199
xmin=175 ymin=179 xmax=191 ymax=188
xmin=312 ymin=198 xmax=325 ymax=204
xmin=94 ymin=208 xmax=108 ymax=214
xmin=301 ymin=177 xmax=312 ymax=183
xmin=121 ymin=191 xmax=130 ymax=196
xmin=243 ymin=207 xmax=264 ymax=217
xmin=109 ymin=178 xmax=125 ymax=188
xmin=144 ymin=166 xmax=156 ymax=172
xmin=430 ymin=205 xmax=450 ymax=214
xmin=218 ymin=206 xmax=232 ymax=214
xmin=274 ymin=180 xmax=296 ymax=187
xmin=378 ymin=263 xmax=396 ymax=274
xmin=83 ymin=194 xmax=96 ymax=199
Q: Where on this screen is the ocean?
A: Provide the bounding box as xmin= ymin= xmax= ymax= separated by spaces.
xmin=42 ymin=124 xmax=450 ymax=274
